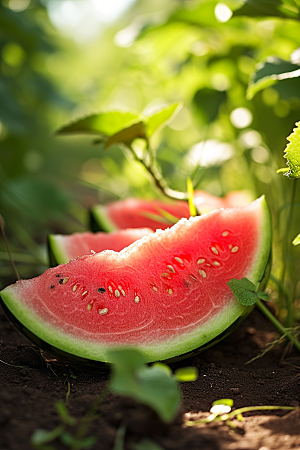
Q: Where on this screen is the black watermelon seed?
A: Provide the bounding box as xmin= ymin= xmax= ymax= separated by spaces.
xmin=56 ymin=274 xmax=62 ymax=277
xmin=184 ymin=280 xmax=190 ymax=288
xmin=50 ymin=285 xmax=55 ymax=289
xmin=98 ymin=288 xmax=106 ymax=293
xmin=59 ymin=279 xmax=64 ymax=285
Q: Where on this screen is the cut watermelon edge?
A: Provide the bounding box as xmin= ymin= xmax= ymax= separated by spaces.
xmin=0 ymin=196 xmax=272 ymax=364
xmin=90 ymin=205 xmax=116 ymax=232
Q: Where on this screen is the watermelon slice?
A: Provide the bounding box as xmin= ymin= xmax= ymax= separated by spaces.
xmin=90 ymin=190 xmax=253 ymax=232
xmin=48 ymin=228 xmax=153 ymax=266
xmin=0 ymin=197 xmax=271 ymax=365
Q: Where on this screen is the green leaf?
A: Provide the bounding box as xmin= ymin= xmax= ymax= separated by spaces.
xmin=227 ymin=277 xmax=258 ymax=306
xmin=257 ymin=291 xmax=270 ymax=302
xmin=146 ymin=102 xmax=182 ymax=137
xmin=281 ymin=121 xmax=300 ymax=178
xmin=56 ymin=111 xmax=140 ymax=136
xmin=108 ymin=348 xmax=181 ymax=423
xmin=105 ymin=122 xmax=147 ymax=149
xmin=55 ymin=400 xmax=76 ymax=426
xmin=233 ymin=0 xmax=300 ymax=20
xmin=277 ymin=168 xmax=289 ymax=173
xmin=31 ymin=426 xmax=64 ymax=446
xmin=292 ymin=233 xmax=300 ymax=245
xmin=174 ymin=367 xmax=198 ymax=382
xmin=247 ymin=57 xmax=300 ymax=100
xmin=193 ymin=88 xmax=227 ymax=123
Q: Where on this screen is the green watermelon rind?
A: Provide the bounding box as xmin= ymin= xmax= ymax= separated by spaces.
xmin=48 ymin=234 xmax=68 ymax=267
xmin=90 ymin=205 xmax=116 ymax=232
xmin=0 ymin=197 xmax=271 ymax=364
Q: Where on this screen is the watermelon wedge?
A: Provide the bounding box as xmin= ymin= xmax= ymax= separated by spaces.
xmin=48 ymin=228 xmax=153 ymax=266
xmin=90 ymin=190 xmax=253 ymax=232
xmin=0 ymin=197 xmax=271 ymax=365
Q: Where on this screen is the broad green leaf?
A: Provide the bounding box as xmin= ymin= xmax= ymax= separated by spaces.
xmin=256 ymin=291 xmax=270 ymax=302
xmin=227 ymin=278 xmax=258 ymax=306
xmin=56 ymin=111 xmax=140 ymax=137
xmin=174 ymin=367 xmax=198 ymax=382
xmin=247 ymin=57 xmax=300 ymax=100
xmin=108 ymin=348 xmax=181 ymax=423
xmin=292 ymin=233 xmax=300 ymax=245
xmin=105 ymin=122 xmax=147 ymax=149
xmin=145 ymin=102 xmax=182 ymax=137
xmin=281 ymin=121 xmax=300 ymax=178
xmin=233 ymin=0 xmax=300 ymax=20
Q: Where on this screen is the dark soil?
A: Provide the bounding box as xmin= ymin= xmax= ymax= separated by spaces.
xmin=0 ymin=302 xmax=299 ymax=450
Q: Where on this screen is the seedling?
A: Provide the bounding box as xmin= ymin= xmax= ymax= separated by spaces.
xmin=185 ymin=398 xmax=296 ymax=431
xmin=31 ymin=348 xmax=197 ymax=449
xmin=108 ymin=347 xmax=197 ymax=423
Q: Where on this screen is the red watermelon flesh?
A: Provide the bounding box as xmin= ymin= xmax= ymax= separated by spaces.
xmin=0 ymin=197 xmax=271 ymax=363
xmin=91 ymin=190 xmax=253 ymax=231
xmin=48 ymin=228 xmax=153 ymax=265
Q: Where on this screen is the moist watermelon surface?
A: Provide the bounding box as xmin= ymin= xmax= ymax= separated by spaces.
xmin=0 ymin=197 xmax=271 ymax=364
xmin=48 ymin=228 xmax=153 ymax=266
xmin=90 ymin=190 xmax=253 ymax=232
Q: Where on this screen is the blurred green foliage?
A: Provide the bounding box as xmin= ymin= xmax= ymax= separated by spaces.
xmin=0 ymin=0 xmax=300 ymax=324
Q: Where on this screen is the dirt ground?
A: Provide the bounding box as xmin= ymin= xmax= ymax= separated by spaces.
xmin=0 ymin=300 xmax=299 ymax=450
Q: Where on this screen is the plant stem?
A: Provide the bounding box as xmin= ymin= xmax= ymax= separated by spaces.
xmin=71 ymin=385 xmax=109 ymax=450
xmin=226 ymin=405 xmax=295 ymax=419
xmin=0 ymin=215 xmax=20 ymax=281
xmin=186 ymin=405 xmax=296 ymax=426
xmin=130 ymin=145 xmax=188 ymax=201
xmin=280 ymin=179 xmax=298 ymax=327
xmin=256 ymin=299 xmax=300 ymax=352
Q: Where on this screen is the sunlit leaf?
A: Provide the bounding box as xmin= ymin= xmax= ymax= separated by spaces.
xmin=105 ymin=122 xmax=147 ymax=149
xmin=282 ymin=121 xmax=300 ymax=178
xmin=233 ymin=0 xmax=300 ymax=20
xmin=146 ymin=102 xmax=182 ymax=136
xmin=56 ymin=111 xmax=140 ymax=137
xmin=292 ymin=233 xmax=300 ymax=245
xmin=108 ymin=348 xmax=181 ymax=423
xmin=247 ymin=57 xmax=300 ymax=99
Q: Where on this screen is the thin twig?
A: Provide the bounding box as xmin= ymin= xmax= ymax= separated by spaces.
xmin=0 ymin=214 xmax=20 ymax=280
xmin=256 ymin=299 xmax=300 ymax=352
